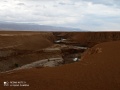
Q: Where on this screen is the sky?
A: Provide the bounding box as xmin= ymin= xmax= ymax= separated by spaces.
xmin=0 ymin=0 xmax=120 ymax=31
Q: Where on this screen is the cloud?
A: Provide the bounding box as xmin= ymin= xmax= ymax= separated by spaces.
xmin=76 ymin=0 xmax=120 ymax=7
xmin=0 ymin=0 xmax=120 ymax=31
xmin=17 ymin=3 xmax=25 ymax=6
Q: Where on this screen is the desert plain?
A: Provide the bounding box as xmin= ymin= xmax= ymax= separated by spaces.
xmin=0 ymin=31 xmax=120 ymax=90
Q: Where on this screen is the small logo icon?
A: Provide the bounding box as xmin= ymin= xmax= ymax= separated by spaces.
xmin=4 ymin=81 xmax=9 ymax=86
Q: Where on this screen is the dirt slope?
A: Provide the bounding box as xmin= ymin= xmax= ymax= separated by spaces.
xmin=74 ymin=32 xmax=120 ymax=46
xmin=0 ymin=40 xmax=120 ymax=90
xmin=55 ymin=32 xmax=120 ymax=47
xmin=0 ymin=32 xmax=56 ymax=72
xmin=0 ymin=32 xmax=55 ymax=50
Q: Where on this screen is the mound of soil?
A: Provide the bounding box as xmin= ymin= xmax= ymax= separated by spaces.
xmin=0 ymin=32 xmax=57 ymax=72
xmin=0 ymin=32 xmax=55 ymax=50
xmin=0 ymin=40 xmax=120 ymax=90
xmin=55 ymin=32 xmax=120 ymax=47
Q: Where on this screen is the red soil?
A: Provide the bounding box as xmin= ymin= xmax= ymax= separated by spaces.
xmin=0 ymin=40 xmax=120 ymax=90
xmin=56 ymin=32 xmax=120 ymax=47
xmin=0 ymin=32 xmax=55 ymax=50
xmin=0 ymin=32 xmax=56 ymax=72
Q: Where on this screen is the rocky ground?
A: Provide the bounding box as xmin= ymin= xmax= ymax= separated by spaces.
xmin=0 ymin=32 xmax=87 ymax=72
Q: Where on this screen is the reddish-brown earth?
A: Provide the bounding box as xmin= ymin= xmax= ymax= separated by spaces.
xmin=55 ymin=32 xmax=120 ymax=47
xmin=0 ymin=40 xmax=120 ymax=90
xmin=0 ymin=31 xmax=55 ymax=50
xmin=0 ymin=31 xmax=57 ymax=72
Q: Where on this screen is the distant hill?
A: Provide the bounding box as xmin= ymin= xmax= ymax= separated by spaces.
xmin=0 ymin=22 xmax=82 ymax=32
